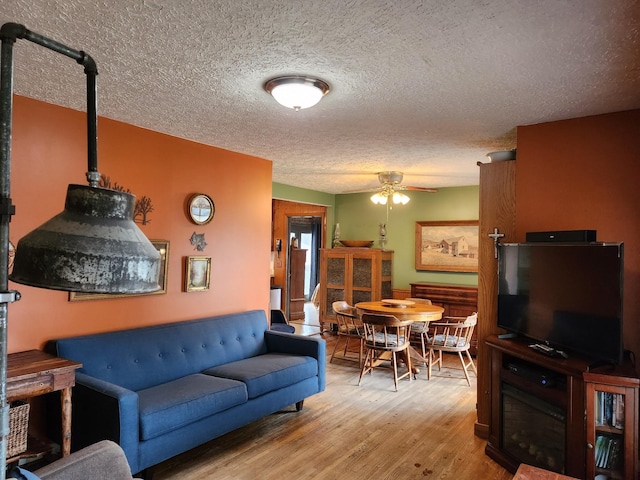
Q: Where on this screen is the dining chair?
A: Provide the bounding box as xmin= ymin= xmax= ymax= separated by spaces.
xmin=330 ymin=301 xmax=364 ymax=366
xmin=426 ymin=312 xmax=478 ymax=386
xmin=406 ymin=298 xmax=433 ymax=366
xmin=358 ymin=313 xmax=413 ymax=391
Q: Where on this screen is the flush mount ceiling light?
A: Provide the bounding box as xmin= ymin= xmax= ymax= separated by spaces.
xmin=264 ymin=76 xmax=330 ymax=111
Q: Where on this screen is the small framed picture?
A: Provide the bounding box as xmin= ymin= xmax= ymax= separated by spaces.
xmin=185 ymin=256 xmax=211 ymax=292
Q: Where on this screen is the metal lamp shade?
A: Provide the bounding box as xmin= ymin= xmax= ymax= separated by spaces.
xmin=9 ymin=184 xmax=161 ymax=293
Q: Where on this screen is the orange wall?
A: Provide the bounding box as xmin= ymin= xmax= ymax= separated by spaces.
xmin=8 ymin=96 xmax=272 ymax=352
xmin=516 ymin=109 xmax=640 ymax=361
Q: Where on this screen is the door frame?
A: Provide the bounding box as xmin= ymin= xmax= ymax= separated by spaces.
xmin=272 ymin=200 xmax=327 ymax=318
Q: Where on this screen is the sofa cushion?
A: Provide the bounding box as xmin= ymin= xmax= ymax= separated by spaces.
xmin=203 ymin=353 xmax=317 ymax=399
xmin=138 ymin=374 xmax=247 ymax=440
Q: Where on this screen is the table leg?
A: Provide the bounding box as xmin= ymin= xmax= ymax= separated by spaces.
xmin=60 ymin=387 xmax=72 ymax=456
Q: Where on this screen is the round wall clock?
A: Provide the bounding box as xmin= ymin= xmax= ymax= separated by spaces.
xmin=187 ymin=193 xmax=215 ymax=225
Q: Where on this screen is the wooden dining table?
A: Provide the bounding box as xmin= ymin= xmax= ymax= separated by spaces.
xmin=355 ymin=300 xmax=444 ymax=368
xmin=355 ymin=300 xmax=444 ymax=322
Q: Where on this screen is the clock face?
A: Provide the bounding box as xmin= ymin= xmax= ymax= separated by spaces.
xmin=188 ymin=194 xmax=215 ymax=225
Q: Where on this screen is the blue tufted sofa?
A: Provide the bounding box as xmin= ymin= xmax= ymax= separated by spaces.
xmin=48 ymin=310 xmax=325 ymax=475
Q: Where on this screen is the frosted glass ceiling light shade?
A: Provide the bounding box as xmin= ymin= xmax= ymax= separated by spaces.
xmin=392 ymin=192 xmax=410 ymax=205
xmin=264 ymin=76 xmax=330 ymax=111
xmin=371 ymin=189 xmax=409 ymax=206
xmin=371 ymin=192 xmax=387 ymax=205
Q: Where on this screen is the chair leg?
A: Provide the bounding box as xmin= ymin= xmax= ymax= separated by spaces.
xmin=427 ymin=348 xmax=442 ymax=380
xmin=420 ymin=333 xmax=427 ymax=366
xmin=330 ymin=335 xmax=343 ymax=363
xmin=391 ymin=352 xmax=399 ymax=392
xmin=405 ymin=348 xmax=412 ymax=384
xmin=343 ymin=336 xmax=351 ymax=356
xmin=465 ymin=350 xmax=478 ymax=375
xmin=358 ymin=349 xmax=373 ymax=385
xmin=458 ymin=351 xmax=472 ymax=386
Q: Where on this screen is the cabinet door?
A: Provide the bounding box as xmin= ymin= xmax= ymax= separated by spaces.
xmin=351 ymin=253 xmax=374 ymax=304
xmin=585 ymin=377 xmax=638 ymax=480
xmin=323 ymin=253 xmax=347 ymax=319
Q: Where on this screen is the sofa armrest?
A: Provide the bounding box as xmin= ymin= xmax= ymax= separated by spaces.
xmin=265 ymin=331 xmax=326 ymax=391
xmin=35 ymin=440 xmax=137 ymax=480
xmin=72 ymin=373 xmax=140 ymax=472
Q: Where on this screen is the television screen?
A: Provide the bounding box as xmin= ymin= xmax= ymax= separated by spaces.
xmin=498 ymin=242 xmax=624 ymax=364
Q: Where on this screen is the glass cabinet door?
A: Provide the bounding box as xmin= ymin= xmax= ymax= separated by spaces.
xmin=584 ymin=372 xmax=638 ymax=480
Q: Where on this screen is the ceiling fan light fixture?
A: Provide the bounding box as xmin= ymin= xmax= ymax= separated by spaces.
xmin=371 ymin=192 xmax=387 ymax=205
xmin=264 ymin=76 xmax=330 ymax=111
xmin=392 ymin=191 xmax=410 ymax=205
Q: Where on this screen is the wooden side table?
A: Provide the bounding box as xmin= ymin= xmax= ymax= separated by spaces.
xmin=6 ymin=350 xmax=82 ymax=458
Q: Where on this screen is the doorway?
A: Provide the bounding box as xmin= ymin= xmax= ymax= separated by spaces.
xmin=271 ymin=199 xmax=326 ymax=323
xmin=287 ymin=216 xmax=322 ymax=320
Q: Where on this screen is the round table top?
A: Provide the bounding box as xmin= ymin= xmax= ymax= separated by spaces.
xmin=355 ymin=300 xmax=444 ymax=321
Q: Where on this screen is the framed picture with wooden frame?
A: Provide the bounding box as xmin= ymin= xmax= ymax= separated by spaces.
xmin=415 ymin=220 xmax=479 ymax=272
xmin=184 ymin=256 xmax=211 ymax=292
xmin=69 ymin=239 xmax=170 ymax=301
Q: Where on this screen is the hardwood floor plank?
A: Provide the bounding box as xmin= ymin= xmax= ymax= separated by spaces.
xmin=151 ymin=335 xmax=512 ymax=480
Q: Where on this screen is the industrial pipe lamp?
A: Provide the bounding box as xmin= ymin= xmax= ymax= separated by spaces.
xmin=0 ymin=22 xmax=161 ymax=476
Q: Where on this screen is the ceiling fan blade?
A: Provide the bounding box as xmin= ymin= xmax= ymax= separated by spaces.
xmin=405 ymin=186 xmax=438 ymax=192
xmin=342 ymin=187 xmax=379 ymax=194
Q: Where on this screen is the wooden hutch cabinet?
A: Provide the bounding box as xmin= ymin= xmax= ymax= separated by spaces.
xmin=319 ymin=248 xmax=393 ymax=330
xmin=584 ymin=370 xmax=638 ymax=480
xmin=410 ymin=282 xmax=478 ymax=354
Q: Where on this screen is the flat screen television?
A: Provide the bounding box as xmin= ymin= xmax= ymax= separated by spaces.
xmin=498 ymin=242 xmax=624 ymax=364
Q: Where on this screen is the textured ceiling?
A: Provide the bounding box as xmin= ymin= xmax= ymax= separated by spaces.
xmin=1 ymin=1 xmax=639 ymax=194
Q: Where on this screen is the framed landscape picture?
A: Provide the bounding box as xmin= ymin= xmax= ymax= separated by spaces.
xmin=69 ymin=240 xmax=170 ymax=301
xmin=184 ymin=256 xmax=211 ymax=292
xmin=415 ymin=220 xmax=479 ymax=272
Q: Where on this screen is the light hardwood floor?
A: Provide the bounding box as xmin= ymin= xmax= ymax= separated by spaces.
xmin=151 ymin=321 xmax=512 ymax=480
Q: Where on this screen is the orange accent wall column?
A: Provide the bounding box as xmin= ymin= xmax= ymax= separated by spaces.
xmin=516 ymin=109 xmax=640 ymax=362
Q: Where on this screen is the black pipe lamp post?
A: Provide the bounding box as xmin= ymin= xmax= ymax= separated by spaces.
xmin=0 ymin=22 xmax=161 ymax=477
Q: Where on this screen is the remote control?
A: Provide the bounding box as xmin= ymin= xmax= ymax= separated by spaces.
xmin=528 ymin=343 xmax=568 ymax=358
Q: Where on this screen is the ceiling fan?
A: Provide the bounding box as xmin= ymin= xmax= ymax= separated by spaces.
xmin=353 ymin=171 xmax=438 ymax=205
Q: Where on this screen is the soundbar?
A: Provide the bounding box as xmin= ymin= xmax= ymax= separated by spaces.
xmin=526 ymin=229 xmax=596 ymax=243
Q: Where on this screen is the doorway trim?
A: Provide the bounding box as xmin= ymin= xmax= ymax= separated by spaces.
xmin=272 ymin=200 xmax=327 ymax=320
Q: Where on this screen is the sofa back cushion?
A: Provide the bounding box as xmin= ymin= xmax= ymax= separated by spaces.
xmin=53 ymin=310 xmax=269 ymax=391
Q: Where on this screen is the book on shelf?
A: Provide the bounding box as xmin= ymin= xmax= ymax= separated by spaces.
xmin=595 ymin=391 xmax=625 ymax=428
xmin=594 ymin=435 xmax=622 ymax=470
xmin=612 ymin=393 xmax=625 ymax=429
xmin=595 ymin=435 xmax=606 ymax=467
